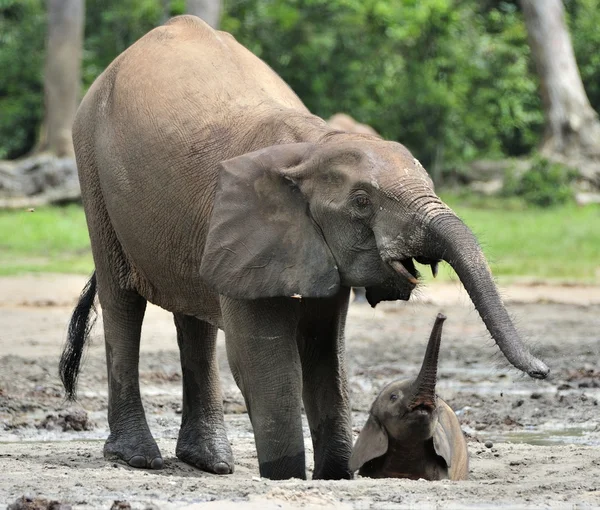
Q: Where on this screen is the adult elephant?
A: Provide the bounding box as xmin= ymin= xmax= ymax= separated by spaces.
xmin=60 ymin=15 xmax=548 ymax=481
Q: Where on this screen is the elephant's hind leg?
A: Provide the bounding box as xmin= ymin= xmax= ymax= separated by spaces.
xmin=101 ymin=287 xmax=163 ymax=469
xmin=173 ymin=314 xmax=233 ymax=474
xmin=297 ymin=289 xmax=353 ymax=480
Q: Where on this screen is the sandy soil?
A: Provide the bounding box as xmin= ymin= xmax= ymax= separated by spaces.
xmin=1 ymin=274 xmax=599 ymax=509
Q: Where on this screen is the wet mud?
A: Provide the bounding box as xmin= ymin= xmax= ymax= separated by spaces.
xmin=1 ymin=275 xmax=599 ymax=509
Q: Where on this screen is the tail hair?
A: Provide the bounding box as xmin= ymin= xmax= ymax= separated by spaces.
xmin=59 ymin=271 xmax=97 ymax=400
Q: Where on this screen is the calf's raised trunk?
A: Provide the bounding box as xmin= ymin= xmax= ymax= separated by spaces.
xmin=408 ymin=313 xmax=446 ymax=409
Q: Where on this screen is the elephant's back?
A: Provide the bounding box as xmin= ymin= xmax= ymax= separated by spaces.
xmin=74 ymin=16 xmax=313 ymax=318
xmin=96 ymin=15 xmax=307 ymax=129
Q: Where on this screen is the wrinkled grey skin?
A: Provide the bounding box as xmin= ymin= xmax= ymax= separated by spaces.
xmin=64 ymin=15 xmax=548 ymax=481
xmin=349 ymin=314 xmax=469 ymax=481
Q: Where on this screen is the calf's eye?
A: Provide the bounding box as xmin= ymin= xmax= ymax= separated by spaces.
xmin=390 ymin=393 xmax=398 ymax=402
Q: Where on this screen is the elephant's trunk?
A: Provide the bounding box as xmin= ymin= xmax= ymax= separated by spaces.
xmin=428 ymin=214 xmax=549 ymax=379
xmin=408 ymin=313 xmax=446 ymax=409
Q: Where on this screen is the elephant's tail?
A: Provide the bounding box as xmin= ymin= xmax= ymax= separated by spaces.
xmin=60 ymin=271 xmax=98 ymax=400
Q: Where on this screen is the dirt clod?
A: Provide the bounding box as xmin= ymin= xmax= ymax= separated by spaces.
xmin=110 ymin=502 xmax=131 ymax=510
xmin=36 ymin=408 xmax=93 ymax=432
xmin=7 ymin=496 xmax=72 ymax=510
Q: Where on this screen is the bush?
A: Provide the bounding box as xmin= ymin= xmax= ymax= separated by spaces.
xmin=567 ymin=0 xmax=600 ymax=114
xmin=2 ymin=0 xmax=600 ymax=180
xmin=223 ymin=0 xmax=544 ymax=176
xmin=503 ymin=155 xmax=576 ymax=207
xmin=0 ymin=0 xmax=45 ymax=159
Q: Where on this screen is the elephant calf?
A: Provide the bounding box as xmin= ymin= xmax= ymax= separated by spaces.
xmin=349 ymin=314 xmax=469 ymax=481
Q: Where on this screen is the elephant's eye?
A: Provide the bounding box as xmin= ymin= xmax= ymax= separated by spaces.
xmin=353 ymin=194 xmax=371 ymax=209
xmin=390 ymin=393 xmax=398 ymax=402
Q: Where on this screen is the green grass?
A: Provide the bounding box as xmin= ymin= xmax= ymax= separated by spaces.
xmin=0 ymin=204 xmax=93 ymax=275
xmin=0 ymin=198 xmax=598 ymax=283
xmin=437 ymin=192 xmax=600 ymax=284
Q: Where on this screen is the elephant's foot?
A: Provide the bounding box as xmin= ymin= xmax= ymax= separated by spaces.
xmin=259 ymin=452 xmax=306 ymax=480
xmin=176 ymin=427 xmax=234 ymax=474
xmin=312 ymin=457 xmax=353 ymax=480
xmin=311 ymin=425 xmax=353 ymax=480
xmin=104 ymin=432 xmax=163 ymax=470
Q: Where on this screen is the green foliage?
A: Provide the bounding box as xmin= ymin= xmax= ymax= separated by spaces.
xmin=502 ymin=156 xmax=576 ymax=207
xmin=83 ymin=0 xmax=169 ymax=89
xmin=2 ymin=0 xmax=600 ymax=183
xmin=223 ymin=0 xmax=544 ymax=174
xmin=568 ymin=0 xmax=600 ymax=114
xmin=0 ymin=0 xmax=45 ymax=159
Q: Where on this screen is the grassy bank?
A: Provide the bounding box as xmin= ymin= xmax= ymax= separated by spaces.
xmin=0 ymin=204 xmax=92 ymax=275
xmin=438 ymin=193 xmax=599 ymax=283
xmin=0 ymin=199 xmax=598 ymax=283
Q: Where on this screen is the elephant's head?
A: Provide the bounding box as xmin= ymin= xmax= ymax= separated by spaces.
xmin=200 ymin=138 xmax=548 ymax=378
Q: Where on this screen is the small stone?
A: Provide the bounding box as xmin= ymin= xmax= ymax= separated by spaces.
xmin=530 ymin=392 xmax=543 ymax=399
xmin=484 ymin=440 xmax=493 ymax=448
xmin=111 ymin=502 xmax=131 ymax=510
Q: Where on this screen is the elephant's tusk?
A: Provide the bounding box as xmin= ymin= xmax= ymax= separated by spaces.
xmin=431 ymin=262 xmax=439 ymax=278
xmin=389 ymin=260 xmax=418 ymax=285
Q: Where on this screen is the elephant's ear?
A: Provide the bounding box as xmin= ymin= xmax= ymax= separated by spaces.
xmin=432 ymin=401 xmax=455 ymax=469
xmin=200 ymin=143 xmax=340 ymax=299
xmin=433 ymin=399 xmax=470 ymax=480
xmin=349 ymin=414 xmax=389 ymax=472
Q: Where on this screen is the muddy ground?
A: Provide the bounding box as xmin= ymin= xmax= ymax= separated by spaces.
xmin=1 ymin=274 xmax=599 ymax=509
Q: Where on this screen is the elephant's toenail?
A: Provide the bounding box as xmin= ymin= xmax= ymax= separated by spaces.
xmin=151 ymin=457 xmax=164 ymax=470
xmin=128 ymin=455 xmax=147 ymax=468
xmin=213 ymin=461 xmax=232 ymax=475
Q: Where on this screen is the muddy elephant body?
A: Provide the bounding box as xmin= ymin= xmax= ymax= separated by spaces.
xmin=61 ymin=15 xmax=546 ymax=480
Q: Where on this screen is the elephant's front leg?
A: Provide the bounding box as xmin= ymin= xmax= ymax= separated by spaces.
xmin=220 ymin=296 xmax=305 ymax=480
xmin=297 ymin=288 xmax=353 ymax=480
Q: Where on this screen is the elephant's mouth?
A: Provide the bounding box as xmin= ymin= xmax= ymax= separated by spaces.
xmin=365 ymin=257 xmax=419 ymax=307
xmin=388 ymin=258 xmax=420 ymax=286
xmin=390 ymin=256 xmax=440 ymax=284
xmin=365 ymin=256 xmax=440 ymax=307
xmin=408 ymin=401 xmax=435 ymax=415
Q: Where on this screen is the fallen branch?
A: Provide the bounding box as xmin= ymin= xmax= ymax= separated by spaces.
xmin=0 ymin=154 xmax=80 ymax=209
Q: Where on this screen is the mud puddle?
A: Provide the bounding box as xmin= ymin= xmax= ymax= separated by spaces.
xmin=488 ymin=424 xmax=600 ymax=446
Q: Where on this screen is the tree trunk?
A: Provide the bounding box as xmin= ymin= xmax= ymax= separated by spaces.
xmin=37 ymin=0 xmax=85 ymax=158
xmin=520 ymin=0 xmax=600 ymax=166
xmin=186 ymin=0 xmax=221 ymax=29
